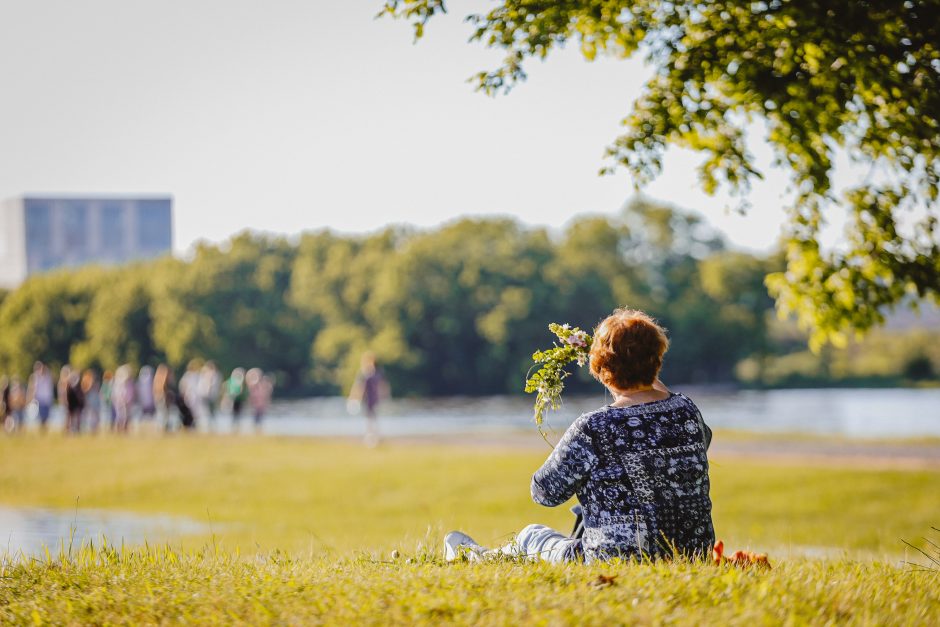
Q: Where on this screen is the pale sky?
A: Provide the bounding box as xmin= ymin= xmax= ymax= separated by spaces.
xmin=0 ymin=1 xmax=852 ymax=254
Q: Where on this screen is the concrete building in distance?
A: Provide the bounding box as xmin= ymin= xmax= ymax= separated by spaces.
xmin=0 ymin=195 xmax=173 ymax=288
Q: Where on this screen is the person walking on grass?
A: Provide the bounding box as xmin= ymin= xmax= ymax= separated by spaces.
xmin=100 ymin=370 xmax=115 ymax=431
xmin=153 ymin=364 xmax=173 ymax=431
xmin=347 ymin=352 xmax=388 ymax=447
xmin=246 ymin=368 xmax=273 ymax=434
xmin=57 ymin=365 xmax=71 ymax=429
xmin=64 ymin=370 xmax=85 ymax=434
xmin=81 ymin=370 xmax=101 ymax=433
xmin=137 ymin=365 xmax=156 ymax=422
xmin=445 ymin=308 xmax=715 ymax=564
xmin=179 ymin=360 xmax=202 ymax=425
xmin=27 ymin=361 xmax=55 ymax=433
xmin=224 ymin=368 xmax=248 ymax=432
xmin=113 ymin=364 xmax=136 ymax=433
xmin=198 ymin=361 xmax=222 ymax=430
xmin=0 ymin=375 xmax=9 ymax=431
xmin=174 ymin=367 xmax=197 ymax=431
xmin=6 ymin=377 xmax=26 ymax=433
xmin=0 ymin=376 xmax=24 ymax=433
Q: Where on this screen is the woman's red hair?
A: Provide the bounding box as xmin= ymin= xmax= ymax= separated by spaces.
xmin=589 ymin=308 xmax=669 ymax=390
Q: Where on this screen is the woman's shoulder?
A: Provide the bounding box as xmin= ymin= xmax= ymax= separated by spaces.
xmin=600 ymin=392 xmax=696 ymax=417
xmin=569 ymin=393 xmax=701 ymax=433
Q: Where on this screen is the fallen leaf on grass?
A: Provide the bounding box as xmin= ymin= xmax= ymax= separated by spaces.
xmin=712 ymin=540 xmax=725 ymax=565
xmin=712 ymin=540 xmax=771 ymax=569
xmin=591 ymin=574 xmax=618 ymax=588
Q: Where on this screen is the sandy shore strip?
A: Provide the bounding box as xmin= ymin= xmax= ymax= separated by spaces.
xmin=380 ymin=432 xmax=940 ymax=470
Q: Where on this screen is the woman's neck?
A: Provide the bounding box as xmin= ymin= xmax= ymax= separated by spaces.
xmin=608 ymin=383 xmax=669 ymax=408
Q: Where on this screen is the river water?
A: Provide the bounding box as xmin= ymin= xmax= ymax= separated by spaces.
xmin=0 ymin=506 xmax=208 ymax=560
xmin=259 ymin=387 xmax=940 ymax=439
xmin=18 ymin=387 xmax=940 ymax=439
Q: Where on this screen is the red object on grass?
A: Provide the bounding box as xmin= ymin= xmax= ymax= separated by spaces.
xmin=712 ymin=540 xmax=771 ymax=569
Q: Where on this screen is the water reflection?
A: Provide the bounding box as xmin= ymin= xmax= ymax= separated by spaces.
xmin=260 ymin=387 xmax=940 ymax=439
xmin=0 ymin=506 xmax=209 ymax=558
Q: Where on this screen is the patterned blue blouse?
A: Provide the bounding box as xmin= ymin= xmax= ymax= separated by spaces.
xmin=530 ymin=393 xmax=715 ymax=563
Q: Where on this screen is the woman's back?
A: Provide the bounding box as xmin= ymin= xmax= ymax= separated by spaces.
xmin=531 ymin=393 xmax=714 ymax=562
xmin=445 ymin=309 xmax=715 ymax=565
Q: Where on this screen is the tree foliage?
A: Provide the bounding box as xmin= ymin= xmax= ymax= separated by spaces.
xmin=288 ymin=228 xmax=404 ymax=391
xmin=71 ymin=264 xmax=163 ymax=370
xmin=0 ymin=201 xmax=934 ymax=393
xmin=380 ymin=0 xmax=940 ymax=348
xmin=0 ymin=268 xmax=109 ymax=375
xmin=151 ymin=234 xmax=315 ymax=389
xmin=364 ymin=218 xmax=558 ymax=394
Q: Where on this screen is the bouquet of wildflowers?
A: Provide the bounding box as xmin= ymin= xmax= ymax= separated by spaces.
xmin=524 ymin=323 xmax=592 ymax=428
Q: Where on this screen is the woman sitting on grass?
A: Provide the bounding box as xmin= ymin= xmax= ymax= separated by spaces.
xmin=445 ymin=308 xmax=715 ymax=563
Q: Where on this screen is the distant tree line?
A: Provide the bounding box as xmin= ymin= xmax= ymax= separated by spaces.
xmin=0 ymin=199 xmax=935 ymax=396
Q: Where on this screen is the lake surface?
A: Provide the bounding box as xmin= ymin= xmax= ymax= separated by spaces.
xmin=0 ymin=506 xmax=209 ymax=559
xmin=258 ymin=387 xmax=940 ymax=439
xmin=21 ymin=387 xmax=940 ymax=439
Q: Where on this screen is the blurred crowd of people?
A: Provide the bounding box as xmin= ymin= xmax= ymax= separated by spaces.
xmin=0 ymin=360 xmax=274 ymax=435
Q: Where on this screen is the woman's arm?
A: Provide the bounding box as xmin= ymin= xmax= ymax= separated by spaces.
xmin=530 ymin=416 xmax=598 ymax=507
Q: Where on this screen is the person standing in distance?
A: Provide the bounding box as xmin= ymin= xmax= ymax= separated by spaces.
xmin=27 ymin=362 xmax=55 ymax=433
xmin=347 ymin=352 xmax=389 ymax=447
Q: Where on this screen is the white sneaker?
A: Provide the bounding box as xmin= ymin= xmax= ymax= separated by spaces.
xmin=443 ymin=531 xmax=487 ymax=562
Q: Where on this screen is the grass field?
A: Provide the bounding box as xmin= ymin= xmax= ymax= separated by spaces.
xmin=0 ymin=435 xmax=938 ymax=624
